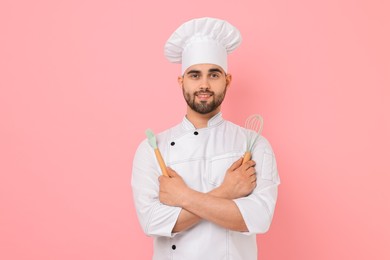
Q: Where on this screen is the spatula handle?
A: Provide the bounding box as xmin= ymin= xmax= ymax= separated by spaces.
xmin=154 ymin=148 xmax=168 ymax=176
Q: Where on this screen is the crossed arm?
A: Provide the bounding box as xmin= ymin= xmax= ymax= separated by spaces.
xmin=158 ymin=157 xmax=257 ymax=233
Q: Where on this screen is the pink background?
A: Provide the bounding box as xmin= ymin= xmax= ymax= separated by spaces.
xmin=1 ymin=0 xmax=389 ymax=259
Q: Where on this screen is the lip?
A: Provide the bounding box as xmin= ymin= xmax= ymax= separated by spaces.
xmin=196 ymin=92 xmax=213 ymax=101
xmin=195 ymin=91 xmax=213 ymax=96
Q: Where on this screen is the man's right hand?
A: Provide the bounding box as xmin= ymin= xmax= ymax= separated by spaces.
xmin=217 ymin=157 xmax=257 ymax=200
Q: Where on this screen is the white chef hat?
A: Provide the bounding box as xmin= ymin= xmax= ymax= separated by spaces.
xmin=164 ymin=17 xmax=242 ymax=74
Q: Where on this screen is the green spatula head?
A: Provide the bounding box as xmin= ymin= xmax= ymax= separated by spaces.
xmin=145 ymin=129 xmax=157 ymax=149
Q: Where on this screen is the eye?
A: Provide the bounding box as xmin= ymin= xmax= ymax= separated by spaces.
xmin=189 ymin=73 xmax=200 ymax=79
xmin=210 ymin=73 xmax=220 ymax=79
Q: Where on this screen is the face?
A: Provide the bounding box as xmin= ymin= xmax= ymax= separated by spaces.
xmin=178 ymin=64 xmax=232 ymax=115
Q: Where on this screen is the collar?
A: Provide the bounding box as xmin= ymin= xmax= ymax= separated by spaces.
xmin=181 ymin=112 xmax=224 ymax=130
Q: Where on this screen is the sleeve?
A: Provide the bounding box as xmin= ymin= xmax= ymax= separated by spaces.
xmin=131 ymin=139 xmax=182 ymax=237
xmin=233 ymin=136 xmax=280 ymax=234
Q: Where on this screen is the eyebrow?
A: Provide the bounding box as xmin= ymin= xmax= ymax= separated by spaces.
xmin=186 ymin=68 xmax=224 ymax=75
xmin=186 ymin=70 xmax=201 ymax=75
xmin=208 ymin=68 xmax=224 ymax=74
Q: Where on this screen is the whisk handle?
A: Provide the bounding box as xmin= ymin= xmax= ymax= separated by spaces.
xmin=242 ymin=151 xmax=251 ymax=164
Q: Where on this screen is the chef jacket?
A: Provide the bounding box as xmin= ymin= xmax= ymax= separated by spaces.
xmin=132 ymin=112 xmax=280 ymax=260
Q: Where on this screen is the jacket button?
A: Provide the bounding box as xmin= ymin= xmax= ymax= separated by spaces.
xmin=194 ymin=131 xmax=199 ymax=135
xmin=172 ymin=245 xmax=176 ymax=250
xmin=170 ymin=142 xmax=175 ymax=146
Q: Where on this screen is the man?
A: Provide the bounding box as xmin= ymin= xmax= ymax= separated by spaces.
xmin=132 ymin=17 xmax=280 ymax=260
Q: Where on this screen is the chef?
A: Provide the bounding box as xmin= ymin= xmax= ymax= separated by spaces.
xmin=131 ymin=17 xmax=280 ymax=260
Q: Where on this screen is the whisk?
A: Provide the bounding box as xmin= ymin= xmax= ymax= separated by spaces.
xmin=243 ymin=114 xmax=264 ymax=163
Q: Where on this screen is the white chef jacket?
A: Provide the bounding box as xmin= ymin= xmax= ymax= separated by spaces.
xmin=132 ymin=112 xmax=280 ymax=260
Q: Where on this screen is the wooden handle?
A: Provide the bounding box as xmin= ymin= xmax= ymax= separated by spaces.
xmin=154 ymin=148 xmax=168 ymax=176
xmin=243 ymin=151 xmax=251 ymax=164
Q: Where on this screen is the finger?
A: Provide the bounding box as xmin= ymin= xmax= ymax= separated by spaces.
xmin=246 ymin=167 xmax=256 ymax=175
xmin=250 ymin=175 xmax=257 ymax=183
xmin=229 ymin=157 xmax=244 ymax=171
xmin=166 ymin=167 xmax=177 ymax=178
xmin=159 ymin=175 xmax=169 ymax=182
xmin=242 ymin=160 xmax=256 ymax=170
xmin=167 ymin=167 xmax=175 ymax=177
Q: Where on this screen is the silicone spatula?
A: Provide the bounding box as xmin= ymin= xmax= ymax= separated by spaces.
xmin=145 ymin=129 xmax=168 ymax=176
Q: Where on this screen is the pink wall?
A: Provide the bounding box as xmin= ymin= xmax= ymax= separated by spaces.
xmin=1 ymin=0 xmax=389 ymax=259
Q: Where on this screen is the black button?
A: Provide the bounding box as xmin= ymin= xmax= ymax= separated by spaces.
xmin=194 ymin=131 xmax=199 ymax=135
xmin=170 ymin=142 xmax=175 ymax=146
xmin=172 ymin=245 xmax=176 ymax=250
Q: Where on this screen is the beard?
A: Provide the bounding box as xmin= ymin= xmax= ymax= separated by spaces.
xmin=183 ymin=87 xmax=227 ymax=114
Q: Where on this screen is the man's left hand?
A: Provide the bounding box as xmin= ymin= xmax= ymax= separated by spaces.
xmin=159 ymin=168 xmax=189 ymax=207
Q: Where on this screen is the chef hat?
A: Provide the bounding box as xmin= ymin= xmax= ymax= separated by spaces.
xmin=164 ymin=17 xmax=242 ymax=74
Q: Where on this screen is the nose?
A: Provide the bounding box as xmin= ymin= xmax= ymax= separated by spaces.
xmin=199 ymin=77 xmax=210 ymax=90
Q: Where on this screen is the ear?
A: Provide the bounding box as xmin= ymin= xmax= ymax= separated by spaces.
xmin=225 ymin=74 xmax=232 ymax=88
xmin=177 ymin=76 xmax=184 ymax=89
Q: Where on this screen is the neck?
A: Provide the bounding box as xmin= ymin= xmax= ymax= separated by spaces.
xmin=186 ymin=107 xmax=221 ymax=129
